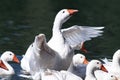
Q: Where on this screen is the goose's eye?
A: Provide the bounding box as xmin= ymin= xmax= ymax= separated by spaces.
xmin=97 ymin=62 xmax=99 ymax=64
xmin=111 ymin=75 xmax=113 ymax=77
xmin=80 ymin=56 xmax=83 ymax=58
xmin=62 ymin=11 xmax=65 ymax=13
xmin=9 ymin=53 xmax=12 ymax=56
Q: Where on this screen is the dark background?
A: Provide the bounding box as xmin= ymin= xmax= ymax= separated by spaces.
xmin=0 ymin=0 xmax=120 ymax=59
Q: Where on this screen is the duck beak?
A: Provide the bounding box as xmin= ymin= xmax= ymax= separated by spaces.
xmin=13 ymin=54 xmax=20 ymax=63
xmin=80 ymin=42 xmax=88 ymax=53
xmin=100 ymin=65 xmax=108 ymax=72
xmin=67 ymin=9 xmax=78 ymax=15
xmin=83 ymin=58 xmax=89 ymax=64
xmin=0 ymin=60 xmax=8 ymax=70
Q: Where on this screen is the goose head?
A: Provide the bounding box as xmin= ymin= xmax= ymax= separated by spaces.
xmin=86 ymin=60 xmax=108 ymax=76
xmin=0 ymin=60 xmax=8 ymax=70
xmin=90 ymin=60 xmax=108 ymax=72
xmin=105 ymin=74 xmax=118 ymax=80
xmin=54 ymin=9 xmax=78 ymax=25
xmin=72 ymin=54 xmax=89 ymax=66
xmin=1 ymin=51 xmax=19 ymax=63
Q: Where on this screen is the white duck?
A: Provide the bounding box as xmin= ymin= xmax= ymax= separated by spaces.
xmin=67 ymin=53 xmax=89 ymax=79
xmin=21 ymin=9 xmax=104 ymax=74
xmin=0 ymin=51 xmax=20 ymax=75
xmin=85 ymin=60 xmax=108 ymax=80
xmin=103 ymin=49 xmax=120 ymax=80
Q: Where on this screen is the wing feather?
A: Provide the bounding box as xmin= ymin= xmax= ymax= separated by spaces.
xmin=61 ymin=25 xmax=104 ymax=48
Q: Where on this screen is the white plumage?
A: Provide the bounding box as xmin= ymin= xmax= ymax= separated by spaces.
xmin=20 ymin=9 xmax=104 ymax=80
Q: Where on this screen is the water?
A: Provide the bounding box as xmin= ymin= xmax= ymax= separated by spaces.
xmin=0 ymin=0 xmax=120 ymax=79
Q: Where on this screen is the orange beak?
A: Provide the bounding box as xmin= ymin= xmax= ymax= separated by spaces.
xmin=83 ymin=58 xmax=89 ymax=64
xmin=13 ymin=55 xmax=20 ymax=63
xmin=0 ymin=60 xmax=8 ymax=70
xmin=67 ymin=9 xmax=78 ymax=15
xmin=100 ymin=65 xmax=108 ymax=72
xmin=80 ymin=42 xmax=88 ymax=53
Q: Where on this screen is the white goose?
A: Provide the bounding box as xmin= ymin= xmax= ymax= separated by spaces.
xmin=21 ymin=9 xmax=104 ymax=75
xmin=67 ymin=53 xmax=89 ymax=79
xmin=20 ymin=43 xmax=34 ymax=74
xmin=85 ymin=60 xmax=108 ymax=80
xmin=103 ymin=49 xmax=120 ymax=80
xmin=28 ymin=34 xmax=61 ymax=80
xmin=95 ymin=70 xmax=118 ymax=80
xmin=47 ymin=9 xmax=104 ymax=69
xmin=41 ymin=53 xmax=88 ymax=80
xmin=22 ymin=34 xmax=86 ymax=80
xmin=0 ymin=51 xmax=20 ymax=75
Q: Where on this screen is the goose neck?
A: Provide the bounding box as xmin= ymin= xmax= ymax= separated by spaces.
xmin=67 ymin=62 xmax=74 ymax=71
xmin=86 ymin=67 xmax=96 ymax=79
xmin=53 ymin=20 xmax=63 ymax=33
xmin=2 ymin=60 xmax=15 ymax=74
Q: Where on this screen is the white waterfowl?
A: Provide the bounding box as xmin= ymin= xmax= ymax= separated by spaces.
xmin=21 ymin=9 xmax=104 ymax=76
xmin=47 ymin=9 xmax=104 ymax=70
xmin=20 ymin=43 xmax=34 ymax=74
xmin=60 ymin=70 xmax=83 ymax=80
xmin=95 ymin=70 xmax=118 ymax=80
xmin=104 ymin=74 xmax=118 ymax=80
xmin=103 ymin=49 xmax=120 ymax=79
xmin=67 ymin=53 xmax=89 ymax=79
xmin=40 ymin=69 xmax=83 ymax=80
xmin=85 ymin=60 xmax=108 ymax=80
xmin=0 ymin=51 xmax=20 ymax=75
xmin=28 ymin=34 xmax=61 ymax=80
xmin=40 ymin=69 xmax=63 ymax=80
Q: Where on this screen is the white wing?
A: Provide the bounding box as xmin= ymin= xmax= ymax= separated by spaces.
xmin=61 ymin=25 xmax=104 ymax=48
